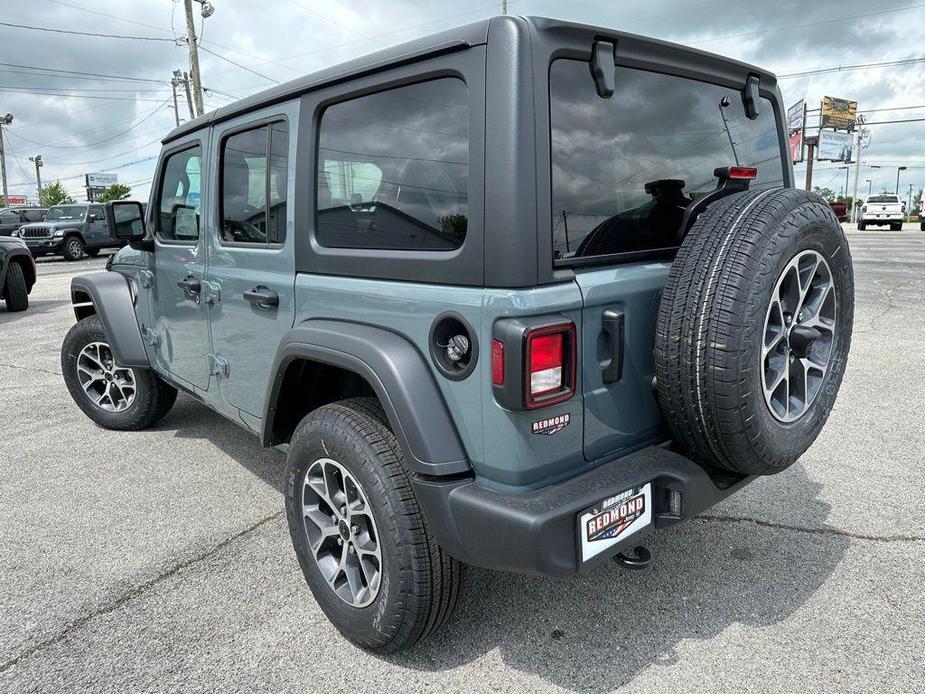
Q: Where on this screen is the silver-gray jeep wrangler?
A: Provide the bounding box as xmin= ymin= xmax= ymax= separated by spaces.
xmin=61 ymin=15 xmax=853 ymax=652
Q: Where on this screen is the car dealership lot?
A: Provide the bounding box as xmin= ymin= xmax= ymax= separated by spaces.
xmin=1 ymin=233 xmax=923 ymax=693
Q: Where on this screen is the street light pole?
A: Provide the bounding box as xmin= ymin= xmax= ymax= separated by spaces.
xmin=866 ymin=179 xmax=872 ymax=198
xmin=0 ymin=113 xmax=12 ymax=204
xmin=895 ymin=166 xmax=907 ymax=194
xmin=29 ymin=154 xmax=42 ymax=202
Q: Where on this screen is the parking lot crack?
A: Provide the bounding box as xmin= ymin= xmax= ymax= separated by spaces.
xmin=0 ymin=362 xmax=62 ymax=377
xmin=698 ymin=513 xmax=924 ymax=543
xmin=0 ymin=510 xmax=284 ymax=674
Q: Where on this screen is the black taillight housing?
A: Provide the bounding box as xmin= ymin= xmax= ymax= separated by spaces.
xmin=492 ymin=316 xmax=577 ymax=410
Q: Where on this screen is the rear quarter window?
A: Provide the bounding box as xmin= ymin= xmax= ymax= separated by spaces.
xmin=550 ymin=60 xmax=785 ymax=264
xmin=315 ymin=78 xmax=469 ymax=251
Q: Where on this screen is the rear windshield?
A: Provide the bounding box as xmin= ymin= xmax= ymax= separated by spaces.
xmin=550 ymin=60 xmax=785 ymax=263
xmin=868 ymin=195 xmax=899 ymax=203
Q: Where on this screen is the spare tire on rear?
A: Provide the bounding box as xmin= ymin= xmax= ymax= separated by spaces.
xmin=655 ymin=188 xmax=854 ymax=475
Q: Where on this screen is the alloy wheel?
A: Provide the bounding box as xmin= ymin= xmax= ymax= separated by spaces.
xmin=761 ymin=250 xmax=837 ymax=422
xmin=76 ymin=342 xmax=137 ymax=412
xmin=302 ymin=457 xmax=382 ymax=608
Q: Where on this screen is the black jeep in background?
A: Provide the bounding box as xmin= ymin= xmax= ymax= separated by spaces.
xmin=15 ymin=203 xmax=122 ymax=260
xmin=0 ymin=207 xmax=47 ymax=237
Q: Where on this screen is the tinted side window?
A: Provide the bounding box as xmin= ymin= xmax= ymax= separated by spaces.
xmin=23 ymin=209 xmax=45 ymax=222
xmin=550 ymin=60 xmax=784 ymax=262
xmin=220 ymin=122 xmax=289 ymax=245
xmin=89 ymin=205 xmax=105 ymax=220
xmin=157 ymin=145 xmax=202 ymax=242
xmin=0 ymin=210 xmax=20 ymax=223
xmin=316 ymin=78 xmax=469 ymax=251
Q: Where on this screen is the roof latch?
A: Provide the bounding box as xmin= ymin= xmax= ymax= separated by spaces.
xmin=590 ymin=40 xmax=616 ymax=99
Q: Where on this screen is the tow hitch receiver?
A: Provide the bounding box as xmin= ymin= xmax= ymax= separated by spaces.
xmin=614 ymin=546 xmax=652 ymax=570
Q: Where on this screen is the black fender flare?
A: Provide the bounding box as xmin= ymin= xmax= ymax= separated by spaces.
xmin=263 ymin=320 xmax=471 ymax=477
xmin=70 ymin=271 xmax=149 ymax=368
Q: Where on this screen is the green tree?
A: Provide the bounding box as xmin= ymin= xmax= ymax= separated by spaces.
xmin=39 ymin=181 xmax=76 ymax=206
xmin=813 ymin=186 xmax=837 ymax=202
xmin=95 ymin=183 xmax=132 ymax=202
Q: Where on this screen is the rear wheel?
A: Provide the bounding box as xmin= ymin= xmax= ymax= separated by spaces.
xmin=62 ymin=236 xmax=84 ymax=261
xmin=61 ymin=315 xmax=177 ymax=430
xmin=85 ymin=248 xmax=101 ymax=257
xmin=857 ymin=220 xmax=866 ymax=230
xmin=891 ymin=222 xmax=902 ymax=231
xmin=2 ymin=261 xmax=29 ymax=312
xmin=285 ymin=397 xmax=467 ymax=653
xmin=655 ymin=188 xmax=854 ymax=475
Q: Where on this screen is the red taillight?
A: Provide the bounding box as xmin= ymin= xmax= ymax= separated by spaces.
xmin=727 ymin=166 xmax=758 ymax=180
xmin=524 ymin=323 xmax=575 ymax=408
xmin=491 ymin=339 xmax=505 ymax=386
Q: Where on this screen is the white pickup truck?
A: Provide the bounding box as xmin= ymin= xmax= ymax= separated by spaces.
xmin=859 ymin=194 xmax=904 ymax=230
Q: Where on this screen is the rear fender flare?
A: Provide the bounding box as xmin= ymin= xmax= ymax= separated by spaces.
xmin=263 ymin=321 xmax=471 ymax=477
xmin=70 ymin=271 xmax=149 ymax=368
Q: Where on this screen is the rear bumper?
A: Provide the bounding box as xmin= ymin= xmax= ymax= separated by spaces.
xmin=413 ymin=445 xmax=752 ymax=577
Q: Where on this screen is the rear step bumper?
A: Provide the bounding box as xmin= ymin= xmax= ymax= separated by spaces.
xmin=412 ymin=446 xmax=754 ymax=577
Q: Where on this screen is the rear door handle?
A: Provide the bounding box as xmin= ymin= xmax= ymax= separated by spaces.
xmin=602 ymin=309 xmax=624 ymax=384
xmin=243 ymin=286 xmax=279 ymax=310
xmin=177 ymin=275 xmax=201 ymax=294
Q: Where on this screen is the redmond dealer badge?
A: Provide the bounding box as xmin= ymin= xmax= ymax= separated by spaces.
xmin=532 ymin=413 xmax=570 ymax=435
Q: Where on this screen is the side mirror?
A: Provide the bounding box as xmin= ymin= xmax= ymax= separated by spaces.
xmin=106 ymin=200 xmax=147 ymax=242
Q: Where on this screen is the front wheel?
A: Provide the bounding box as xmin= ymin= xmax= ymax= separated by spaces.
xmin=61 ymin=315 xmax=177 ymax=430
xmin=62 ymin=236 xmax=84 ymax=261
xmin=285 ymin=397 xmax=467 ymax=653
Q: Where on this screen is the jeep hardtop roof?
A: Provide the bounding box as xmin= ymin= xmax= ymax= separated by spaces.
xmin=162 ymin=15 xmax=779 ymax=144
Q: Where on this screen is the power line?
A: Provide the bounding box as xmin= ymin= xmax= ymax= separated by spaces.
xmin=0 ymin=87 xmax=170 ymax=102
xmin=41 ymin=0 xmax=177 ymax=36
xmin=779 ymin=57 xmax=925 ymax=79
xmin=196 ymin=44 xmax=281 ymax=84
xmin=285 ymin=0 xmax=373 ymax=39
xmin=691 ymin=2 xmax=925 ymax=45
xmin=0 ymin=20 xmax=175 ymax=42
xmin=0 ymin=61 xmax=167 ymax=84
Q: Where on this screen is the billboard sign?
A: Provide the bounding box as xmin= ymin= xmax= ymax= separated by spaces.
xmin=789 ymin=130 xmax=803 ymax=164
xmin=817 ymin=130 xmax=853 ymax=162
xmin=86 ymin=172 xmax=117 ymax=188
xmin=821 ymin=96 xmax=858 ymax=131
xmin=787 ymin=99 xmax=805 ymax=133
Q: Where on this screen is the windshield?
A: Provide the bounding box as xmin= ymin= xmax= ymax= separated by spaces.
xmin=868 ymin=195 xmax=898 ymax=203
xmin=46 ymin=206 xmax=87 ymax=221
xmin=550 ymin=60 xmax=785 ymax=262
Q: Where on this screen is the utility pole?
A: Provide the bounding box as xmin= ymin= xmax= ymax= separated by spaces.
xmin=183 ymin=0 xmax=205 ymax=117
xmin=0 ymin=113 xmax=12 ymax=204
xmin=501 ymin=0 xmax=508 ymax=13
xmin=182 ymin=71 xmax=195 ymax=121
xmin=29 ymin=154 xmax=42 ymax=202
xmin=804 ymin=136 xmax=817 ymax=192
xmin=170 ymin=72 xmax=181 ymax=127
xmin=850 ymin=120 xmax=867 ymax=223
xmin=908 ymin=183 xmax=914 ymax=221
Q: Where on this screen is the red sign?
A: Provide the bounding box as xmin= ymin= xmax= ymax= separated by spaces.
xmin=789 ymin=131 xmax=803 ymax=164
xmin=3 ymin=195 xmax=27 ymax=205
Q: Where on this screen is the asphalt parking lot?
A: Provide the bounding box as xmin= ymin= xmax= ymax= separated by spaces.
xmin=1 ymin=231 xmax=923 ymax=693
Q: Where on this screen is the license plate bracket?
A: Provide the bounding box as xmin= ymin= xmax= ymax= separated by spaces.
xmin=578 ymin=483 xmax=652 ymax=563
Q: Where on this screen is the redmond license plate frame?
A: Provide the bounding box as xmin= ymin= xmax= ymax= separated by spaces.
xmin=578 ymin=483 xmax=653 ymax=563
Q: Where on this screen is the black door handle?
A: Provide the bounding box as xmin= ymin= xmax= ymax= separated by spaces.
xmin=243 ymin=286 xmax=279 ymax=309
xmin=177 ymin=276 xmax=201 ymax=294
xmin=602 ymin=309 xmax=624 ymax=384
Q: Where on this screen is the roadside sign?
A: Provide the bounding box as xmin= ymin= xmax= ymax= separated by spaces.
xmin=787 ymin=99 xmax=805 ymax=133
xmin=3 ymin=195 xmax=27 ymax=205
xmin=821 ymin=96 xmax=858 ymax=131
xmin=789 ymin=130 xmax=803 ymax=164
xmin=817 ymin=130 xmax=853 ymax=162
xmin=86 ymin=172 xmax=117 ymax=188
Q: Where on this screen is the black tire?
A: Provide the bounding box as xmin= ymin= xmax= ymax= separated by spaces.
xmin=285 ymin=397 xmax=467 ymax=653
xmin=891 ymin=222 xmax=902 ymax=231
xmin=857 ymin=220 xmax=866 ymax=230
xmin=655 ymin=188 xmax=854 ymax=475
xmin=62 ymin=235 xmax=84 ymax=261
xmin=61 ymin=315 xmax=177 ymax=430
xmin=3 ymin=261 xmax=29 ymax=312
xmin=920 ymin=221 xmax=925 ymax=231
xmin=85 ymin=248 xmax=101 ymax=257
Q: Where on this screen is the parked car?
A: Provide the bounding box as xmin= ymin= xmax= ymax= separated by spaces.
xmin=14 ymin=203 xmax=120 ymax=260
xmin=60 ymin=16 xmax=854 ymax=653
xmin=0 ymin=206 xmax=47 ymax=237
xmin=858 ymin=194 xmax=904 ymax=230
xmin=0 ymin=235 xmax=36 ymax=311
xmin=828 ymin=200 xmax=848 ymax=221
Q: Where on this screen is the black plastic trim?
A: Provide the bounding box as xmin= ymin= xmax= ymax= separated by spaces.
xmin=412 ymin=444 xmax=753 ymax=576
xmin=428 ymin=311 xmax=479 ymax=381
xmin=70 ymin=271 xmax=149 ymax=368
xmin=263 ymin=320 xmax=471 ymax=476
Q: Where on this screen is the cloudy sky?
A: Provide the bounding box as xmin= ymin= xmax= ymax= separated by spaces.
xmin=1 ymin=0 xmax=923 ymax=205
